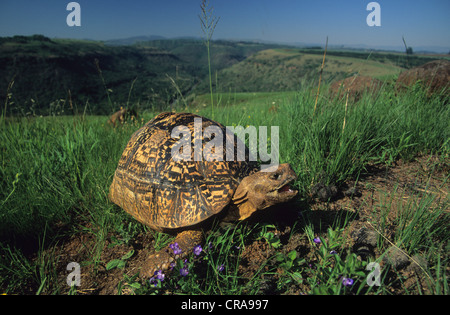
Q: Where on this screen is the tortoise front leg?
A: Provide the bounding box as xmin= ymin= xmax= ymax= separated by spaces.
xmin=140 ymin=229 xmax=203 ymax=278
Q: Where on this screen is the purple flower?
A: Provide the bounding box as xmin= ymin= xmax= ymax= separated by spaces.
xmin=330 ymin=250 xmax=337 ymax=255
xmin=169 ymin=242 xmax=182 ymax=255
xmin=342 ymin=277 xmax=354 ymax=287
xmin=217 ymin=264 xmax=225 ymax=273
xmin=180 ymin=266 xmax=189 ymax=277
xmin=149 ymin=278 xmax=158 ymax=287
xmin=313 ymin=237 xmax=321 ymax=244
xmin=194 ymin=245 xmax=203 ymax=256
xmin=154 ymin=270 xmax=165 ymax=281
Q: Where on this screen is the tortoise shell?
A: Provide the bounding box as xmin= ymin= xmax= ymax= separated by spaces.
xmin=109 ymin=112 xmax=258 ymax=231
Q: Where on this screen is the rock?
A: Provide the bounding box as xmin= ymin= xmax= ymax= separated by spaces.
xmin=330 ymin=76 xmax=383 ymax=102
xmin=406 ymin=254 xmax=428 ymax=274
xmin=396 ymin=59 xmax=450 ymax=96
xmin=354 ymin=228 xmax=378 ymax=248
xmin=311 ymin=183 xmax=338 ymax=201
xmin=383 ymin=246 xmax=410 ymax=270
xmin=352 ymin=227 xmax=378 ymax=260
xmin=107 ymin=108 xmax=139 ymax=127
xmin=343 ymin=186 xmax=362 ymax=198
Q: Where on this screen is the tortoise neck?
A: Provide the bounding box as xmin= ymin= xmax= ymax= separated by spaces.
xmin=224 ymin=200 xmax=257 ymax=222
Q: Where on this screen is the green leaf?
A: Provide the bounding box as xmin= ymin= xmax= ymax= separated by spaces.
xmin=106 ymin=259 xmax=122 ymax=270
xmin=121 ymin=250 xmax=134 ymax=260
xmin=291 ymin=272 xmax=303 ymax=284
xmin=275 ymin=253 xmax=285 ymax=262
xmin=287 ymin=250 xmax=297 ymax=261
xmin=128 ymin=282 xmax=141 ymax=290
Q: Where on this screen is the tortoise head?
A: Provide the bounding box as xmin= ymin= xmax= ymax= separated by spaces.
xmin=232 ymin=163 xmax=298 ymax=220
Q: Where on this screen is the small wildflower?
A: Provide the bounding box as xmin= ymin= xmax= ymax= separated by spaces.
xmin=180 ymin=266 xmax=189 ymax=277
xmin=169 ymin=242 xmax=182 ymax=255
xmin=217 ymin=264 xmax=225 ymax=273
xmin=330 ymin=250 xmax=337 ymax=255
xmin=342 ymin=277 xmax=354 ymax=287
xmin=149 ymin=278 xmax=158 ymax=287
xmin=313 ymin=237 xmax=321 ymax=244
xmin=154 ymin=270 xmax=165 ymax=281
xmin=194 ymin=245 xmax=203 ymax=256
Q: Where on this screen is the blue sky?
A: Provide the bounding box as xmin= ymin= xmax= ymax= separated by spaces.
xmin=0 ymin=0 xmax=449 ymax=51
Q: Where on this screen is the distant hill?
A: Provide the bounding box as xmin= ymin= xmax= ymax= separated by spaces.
xmin=196 ymin=48 xmax=414 ymax=93
xmin=0 ymin=35 xmax=446 ymax=116
xmin=137 ymin=39 xmax=290 ymax=78
xmin=0 ymin=36 xmax=282 ymax=115
xmin=0 ymin=35 xmax=194 ymax=115
xmin=105 ymin=35 xmax=167 ymax=46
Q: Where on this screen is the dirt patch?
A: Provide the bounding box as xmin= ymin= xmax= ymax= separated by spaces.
xmin=52 ymin=229 xmax=153 ymax=295
xmin=337 ymin=155 xmax=448 ymax=224
xmin=239 ymin=240 xmax=273 ymax=278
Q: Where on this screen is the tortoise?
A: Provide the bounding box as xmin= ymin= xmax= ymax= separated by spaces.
xmin=109 ymin=112 xmax=298 ymax=277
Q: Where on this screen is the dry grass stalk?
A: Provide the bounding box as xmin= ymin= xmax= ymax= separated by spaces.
xmin=313 ymin=36 xmax=328 ymax=116
xmin=342 ymin=89 xmax=349 ymax=133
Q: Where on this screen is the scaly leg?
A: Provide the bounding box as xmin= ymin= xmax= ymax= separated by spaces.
xmin=140 ymin=229 xmax=203 ymax=278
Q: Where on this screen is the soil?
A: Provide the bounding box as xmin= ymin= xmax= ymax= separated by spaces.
xmin=36 ymin=155 xmax=449 ymax=294
xmin=396 ymin=59 xmax=450 ymax=96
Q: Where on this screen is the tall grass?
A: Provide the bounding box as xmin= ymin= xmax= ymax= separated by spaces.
xmin=0 ymin=115 xmax=150 ymax=293
xmin=204 ymin=82 xmax=448 ymax=191
xmin=0 ymin=117 xmax=142 ymax=247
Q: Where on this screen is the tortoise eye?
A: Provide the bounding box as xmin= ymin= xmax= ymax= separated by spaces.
xmin=271 ymin=173 xmax=281 ymax=180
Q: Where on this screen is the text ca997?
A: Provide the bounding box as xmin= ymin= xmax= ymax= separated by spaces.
xmin=226 ymin=299 xmax=268 ymax=310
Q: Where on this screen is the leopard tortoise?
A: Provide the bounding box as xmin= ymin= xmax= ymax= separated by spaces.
xmin=109 ymin=112 xmax=298 ymax=277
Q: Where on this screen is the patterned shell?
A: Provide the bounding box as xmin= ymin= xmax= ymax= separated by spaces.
xmin=109 ymin=112 xmax=258 ymax=231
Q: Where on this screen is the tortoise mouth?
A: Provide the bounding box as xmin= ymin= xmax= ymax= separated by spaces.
xmin=277 ymin=184 xmax=298 ymax=196
xmin=278 ymin=184 xmax=296 ymax=193
xmin=276 ymin=177 xmax=298 ymax=197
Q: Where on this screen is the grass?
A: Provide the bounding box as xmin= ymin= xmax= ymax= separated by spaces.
xmin=0 ymin=82 xmax=449 ymax=295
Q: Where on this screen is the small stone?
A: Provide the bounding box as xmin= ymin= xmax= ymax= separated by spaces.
xmin=343 ymin=186 xmax=362 ymax=197
xmin=383 ymin=246 xmax=410 ymax=270
xmin=354 ymin=228 xmax=378 ymax=248
xmin=352 ymin=228 xmax=378 ymax=260
xmin=406 ymin=254 xmax=428 ymax=274
xmin=311 ymin=183 xmax=338 ymax=201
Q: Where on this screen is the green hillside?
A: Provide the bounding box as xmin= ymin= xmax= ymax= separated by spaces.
xmin=205 ymin=48 xmax=408 ymax=93
xmin=142 ymin=39 xmax=287 ymax=76
xmin=1 ymin=36 xmax=286 ymax=115
xmin=0 ymin=36 xmax=194 ymax=115
xmin=0 ymin=35 xmax=445 ymax=116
